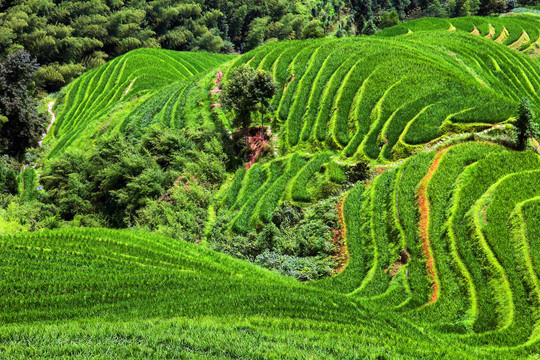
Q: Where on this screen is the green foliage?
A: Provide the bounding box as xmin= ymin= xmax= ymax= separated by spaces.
xmin=302 ymin=19 xmax=325 ymax=39
xmin=0 ymin=50 xmax=46 ymax=159
xmin=379 ymin=10 xmax=400 ymax=29
xmin=0 ymin=156 xmax=17 ymax=195
xmin=0 ymin=0 xmax=344 ymax=92
xmin=362 ymin=19 xmax=379 ymax=35
xmin=220 ymin=64 xmax=277 ymax=128
xmin=212 ymin=197 xmax=341 ymax=281
xmin=41 ymin=125 xmax=228 ymax=231
xmin=516 ymin=98 xmax=535 ymax=150
xmin=17 ymin=167 xmax=39 ymax=202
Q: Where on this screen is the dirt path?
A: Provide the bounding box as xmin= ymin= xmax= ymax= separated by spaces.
xmin=39 ymin=101 xmax=56 ymax=147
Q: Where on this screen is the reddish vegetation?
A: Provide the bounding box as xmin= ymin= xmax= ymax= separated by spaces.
xmin=417 ymin=148 xmax=449 ymax=304
xmin=332 ymin=194 xmax=349 ymax=275
xmin=244 ymin=127 xmax=270 ymax=169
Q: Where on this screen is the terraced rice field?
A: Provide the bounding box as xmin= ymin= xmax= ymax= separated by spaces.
xmin=377 ymin=14 xmax=540 ymax=58
xmin=223 ymin=31 xmax=540 ymax=161
xmin=29 ymin=29 xmax=540 ymax=357
xmin=49 ymin=31 xmax=540 ymax=163
xmin=217 ymin=151 xmax=341 ymax=233
xmin=45 ymin=49 xmax=232 ymax=158
xmin=311 ymin=142 xmax=540 ymax=353
xmin=0 ymin=228 xmax=475 ymax=359
xmin=3 ymin=141 xmax=540 ymax=357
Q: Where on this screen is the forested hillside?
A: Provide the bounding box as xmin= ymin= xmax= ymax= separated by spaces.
xmin=1 ymin=2 xmax=540 ymax=358
xmin=1 ymin=0 xmax=533 ymax=91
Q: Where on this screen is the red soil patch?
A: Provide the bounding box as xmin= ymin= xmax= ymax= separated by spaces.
xmin=417 ymin=148 xmax=450 ymax=304
xmin=332 ymin=194 xmax=349 ymax=275
xmin=244 ymin=128 xmax=271 ymax=170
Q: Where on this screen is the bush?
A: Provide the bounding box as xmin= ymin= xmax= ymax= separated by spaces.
xmin=40 ymin=125 xmax=228 ymax=230
xmin=346 ymin=161 xmax=370 ymax=183
xmin=212 ymin=196 xmax=341 ymax=281
xmin=379 ymin=10 xmax=400 ymax=29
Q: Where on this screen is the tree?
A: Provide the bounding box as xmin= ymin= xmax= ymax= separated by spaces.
xmin=379 ymin=10 xmax=400 ymax=28
xmin=479 ymin=0 xmax=507 ymax=14
xmin=0 ymin=50 xmax=46 ymax=159
xmin=516 ymin=98 xmax=535 ymax=151
xmin=350 ymin=0 xmax=374 ymax=30
xmin=302 ymin=20 xmax=324 ymax=39
xmin=221 ymin=65 xmax=277 ymax=129
xmin=424 ymin=0 xmax=447 ymax=17
xmin=362 ymin=19 xmax=379 ymax=35
xmin=245 ymin=17 xmax=270 ymax=51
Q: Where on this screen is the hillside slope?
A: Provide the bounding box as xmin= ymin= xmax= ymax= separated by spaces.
xmin=377 ymin=14 xmax=540 ymax=58
xmin=312 ymin=143 xmax=540 ymax=353
xmin=0 ymin=228 xmax=472 ymax=359
xmin=2 ymin=226 xmax=537 ymax=359
xmin=47 ymin=30 xmax=540 ymax=162
xmin=45 ymin=49 xmax=233 ymax=158
xmin=19 ymin=25 xmax=540 ymax=358
xmin=221 ymin=31 xmax=540 ymax=161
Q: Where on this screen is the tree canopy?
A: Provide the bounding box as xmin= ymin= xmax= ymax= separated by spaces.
xmin=0 ymin=50 xmax=45 ymax=159
xmin=0 ymin=0 xmax=523 ymax=91
xmin=221 ymin=65 xmax=277 ymax=129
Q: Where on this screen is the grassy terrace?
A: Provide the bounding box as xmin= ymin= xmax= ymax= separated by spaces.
xmin=321 ymin=143 xmax=540 ymax=353
xmin=18 ymin=23 xmax=540 ymax=357
xmin=3 ymin=143 xmax=540 ymax=358
xmin=211 ymin=29 xmax=540 ymax=234
xmin=223 ymin=30 xmax=539 ymax=162
xmin=47 ymin=27 xmax=540 ymax=164
xmin=1 ymin=225 xmax=537 ymax=359
xmin=45 ymin=49 xmax=233 ymax=158
xmin=218 ymin=152 xmax=344 ymax=233
xmin=0 ymin=228 xmax=477 ymax=359
xmin=377 ymin=14 xmax=540 ymax=58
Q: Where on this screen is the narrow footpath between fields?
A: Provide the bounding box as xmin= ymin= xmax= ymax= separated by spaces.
xmin=39 ymin=101 xmax=56 ymax=147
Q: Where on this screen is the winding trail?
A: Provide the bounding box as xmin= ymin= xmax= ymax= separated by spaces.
xmin=39 ymin=101 xmax=56 ymax=147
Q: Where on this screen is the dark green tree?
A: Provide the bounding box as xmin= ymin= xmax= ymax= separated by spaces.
xmin=379 ymin=10 xmax=400 ymax=28
xmin=479 ymin=0 xmax=507 ymax=14
xmin=0 ymin=50 xmax=46 ymax=159
xmin=221 ymin=65 xmax=277 ymax=129
xmin=0 ymin=155 xmax=17 ymax=194
xmin=350 ymin=0 xmax=374 ymax=30
xmin=302 ymin=20 xmax=324 ymax=39
xmin=516 ymin=98 xmax=535 ymax=151
xmin=362 ymin=19 xmax=379 ymax=35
